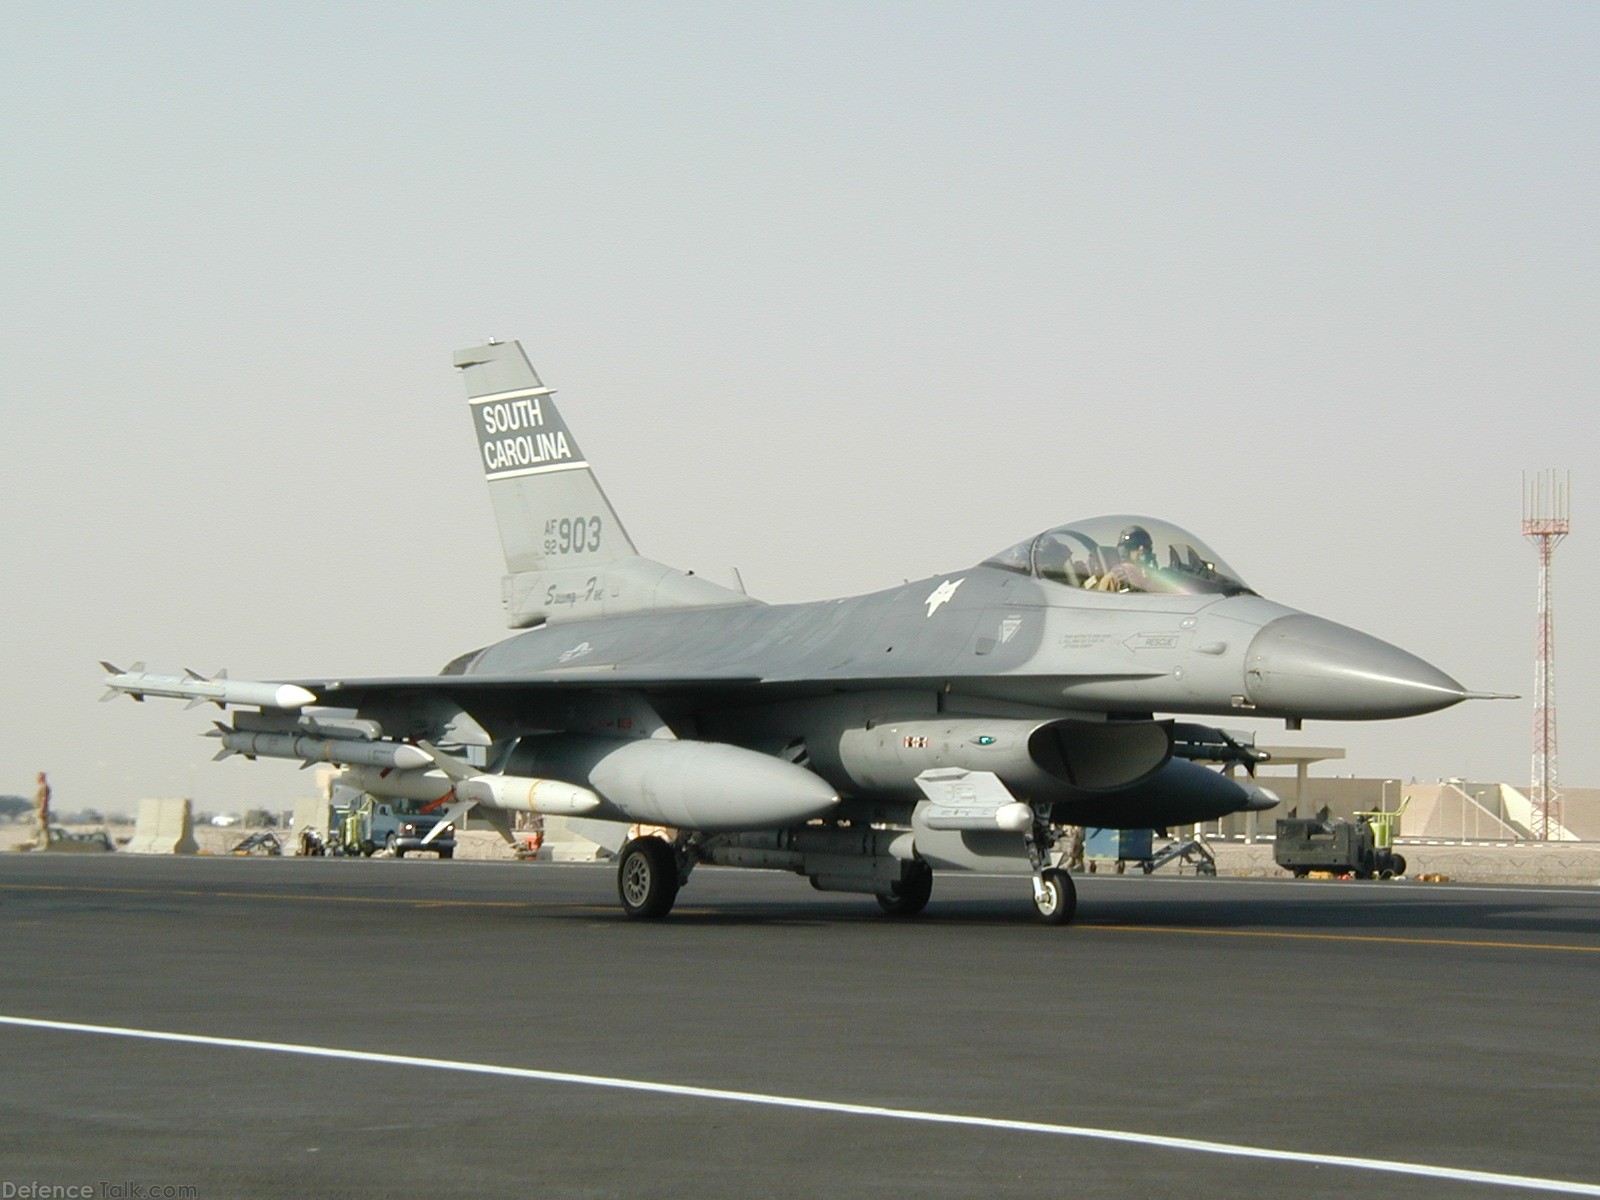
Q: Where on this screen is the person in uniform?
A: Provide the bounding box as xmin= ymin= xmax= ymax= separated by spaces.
xmin=33 ymin=771 xmax=51 ymax=850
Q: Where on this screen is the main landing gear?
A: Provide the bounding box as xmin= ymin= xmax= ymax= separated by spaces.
xmin=614 ymin=812 xmax=1081 ymax=925
xmin=617 ymin=836 xmax=683 ymax=918
xmin=875 ymin=859 xmax=934 ymax=916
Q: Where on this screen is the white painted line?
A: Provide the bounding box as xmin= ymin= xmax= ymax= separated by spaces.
xmin=483 ymin=459 xmax=590 ymax=481
xmin=3 ymin=1014 xmax=1597 ymax=1196
xmin=467 ymin=386 xmax=556 ymax=404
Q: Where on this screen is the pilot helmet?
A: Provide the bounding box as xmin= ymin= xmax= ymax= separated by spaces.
xmin=1117 ymin=524 xmax=1154 ymax=562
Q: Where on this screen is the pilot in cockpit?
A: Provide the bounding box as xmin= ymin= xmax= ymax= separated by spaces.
xmin=1096 ymin=524 xmax=1157 ymax=592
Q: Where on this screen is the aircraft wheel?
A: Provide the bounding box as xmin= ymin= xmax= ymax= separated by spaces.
xmin=618 ymin=837 xmax=679 ymax=919
xmin=1033 ymin=868 xmax=1077 ymax=926
xmin=876 ymin=861 xmax=933 ymax=917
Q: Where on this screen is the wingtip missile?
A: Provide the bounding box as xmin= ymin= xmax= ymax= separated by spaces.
xmin=99 ymin=665 xmax=318 ymax=710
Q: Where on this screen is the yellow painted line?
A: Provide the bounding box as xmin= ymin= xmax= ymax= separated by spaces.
xmin=5 ymin=883 xmax=1598 ymax=953
xmin=1079 ymin=923 xmax=1600 ymax=954
xmin=0 ymin=882 xmax=530 ymax=910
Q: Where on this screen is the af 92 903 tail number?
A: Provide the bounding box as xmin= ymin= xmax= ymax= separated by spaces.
xmin=545 ymin=515 xmax=602 ymax=555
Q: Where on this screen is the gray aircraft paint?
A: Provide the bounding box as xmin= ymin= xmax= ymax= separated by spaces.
xmin=269 ymin=341 xmax=1475 ymax=832
xmin=103 ymin=339 xmax=1494 ymax=919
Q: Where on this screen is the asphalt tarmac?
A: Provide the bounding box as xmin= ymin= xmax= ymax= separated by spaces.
xmin=1 ymin=853 xmax=1597 ymax=1199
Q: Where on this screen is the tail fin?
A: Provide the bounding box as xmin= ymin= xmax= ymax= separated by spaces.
xmin=454 ymin=340 xmax=755 ymax=628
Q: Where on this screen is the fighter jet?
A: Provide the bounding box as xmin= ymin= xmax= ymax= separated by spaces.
xmin=104 ymin=340 xmax=1494 ymax=923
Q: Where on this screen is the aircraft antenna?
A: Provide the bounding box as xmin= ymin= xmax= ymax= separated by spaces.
xmin=1521 ymin=470 xmax=1571 ymax=840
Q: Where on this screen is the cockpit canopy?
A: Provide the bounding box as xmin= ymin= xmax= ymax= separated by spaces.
xmin=984 ymin=515 xmax=1254 ymax=597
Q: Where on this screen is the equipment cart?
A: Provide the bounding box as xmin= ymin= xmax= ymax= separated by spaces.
xmin=1084 ymin=827 xmax=1153 ymax=874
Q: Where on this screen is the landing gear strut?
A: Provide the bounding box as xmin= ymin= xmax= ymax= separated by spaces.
xmin=617 ymin=836 xmax=681 ymax=918
xmin=1024 ymin=808 xmax=1077 ymax=925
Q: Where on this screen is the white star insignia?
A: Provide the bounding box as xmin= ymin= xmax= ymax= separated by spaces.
xmin=924 ymin=577 xmax=965 ymax=617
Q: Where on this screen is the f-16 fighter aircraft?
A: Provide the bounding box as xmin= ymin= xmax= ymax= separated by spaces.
xmin=104 ymin=340 xmax=1496 ymax=923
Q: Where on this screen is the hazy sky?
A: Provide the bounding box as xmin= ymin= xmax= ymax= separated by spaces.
xmin=4 ymin=1 xmax=1595 ymax=814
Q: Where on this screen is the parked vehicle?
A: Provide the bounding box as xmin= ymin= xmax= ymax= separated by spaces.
xmin=1274 ymin=811 xmax=1405 ymax=879
xmin=334 ymin=790 xmax=456 ymax=858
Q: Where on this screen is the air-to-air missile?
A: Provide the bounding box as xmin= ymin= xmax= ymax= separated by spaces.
xmin=100 ymin=663 xmax=316 ymax=711
xmin=208 ymin=729 xmax=433 ymax=770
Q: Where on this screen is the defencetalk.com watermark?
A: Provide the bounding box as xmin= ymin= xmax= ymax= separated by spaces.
xmin=3 ymin=1185 xmax=197 ymax=1199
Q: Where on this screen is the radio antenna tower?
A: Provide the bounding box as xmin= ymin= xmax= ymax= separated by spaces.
xmin=1522 ymin=470 xmax=1571 ymax=840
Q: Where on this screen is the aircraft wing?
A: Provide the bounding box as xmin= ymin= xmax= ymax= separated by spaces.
xmin=105 ymin=660 xmax=1168 ymax=748
xmin=296 ymin=657 xmax=1167 ymax=701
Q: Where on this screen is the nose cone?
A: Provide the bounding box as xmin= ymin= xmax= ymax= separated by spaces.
xmin=1244 ymin=614 xmax=1467 ymax=720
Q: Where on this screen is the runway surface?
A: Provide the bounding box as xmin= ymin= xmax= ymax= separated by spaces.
xmin=2 ymin=853 xmax=1597 ymax=1199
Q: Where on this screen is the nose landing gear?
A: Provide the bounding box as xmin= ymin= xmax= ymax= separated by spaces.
xmin=1025 ymin=807 xmax=1077 ymax=925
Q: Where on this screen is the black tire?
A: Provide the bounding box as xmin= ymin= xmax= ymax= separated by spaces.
xmin=1033 ymin=868 xmax=1077 ymax=926
xmin=437 ymin=847 xmax=453 ymax=860
xmin=387 ymin=833 xmax=405 ymax=859
xmin=876 ymin=860 xmax=933 ymax=917
xmin=617 ymin=837 xmax=679 ymax=918
xmin=1390 ymin=853 xmax=1407 ymax=876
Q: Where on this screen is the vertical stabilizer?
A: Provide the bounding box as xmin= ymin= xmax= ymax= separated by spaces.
xmin=454 ymin=340 xmax=756 ymax=627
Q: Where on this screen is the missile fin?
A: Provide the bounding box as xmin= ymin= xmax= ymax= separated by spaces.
xmin=419 ymin=801 xmax=472 ymax=845
xmin=415 ymin=741 xmax=474 ymax=782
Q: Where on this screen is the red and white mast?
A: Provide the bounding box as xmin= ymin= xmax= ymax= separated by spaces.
xmin=1522 ymin=470 xmax=1570 ymax=841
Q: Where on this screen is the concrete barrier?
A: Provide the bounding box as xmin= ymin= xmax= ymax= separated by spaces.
xmin=545 ymin=816 xmax=615 ymax=862
xmin=126 ymin=797 xmax=199 ymax=855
